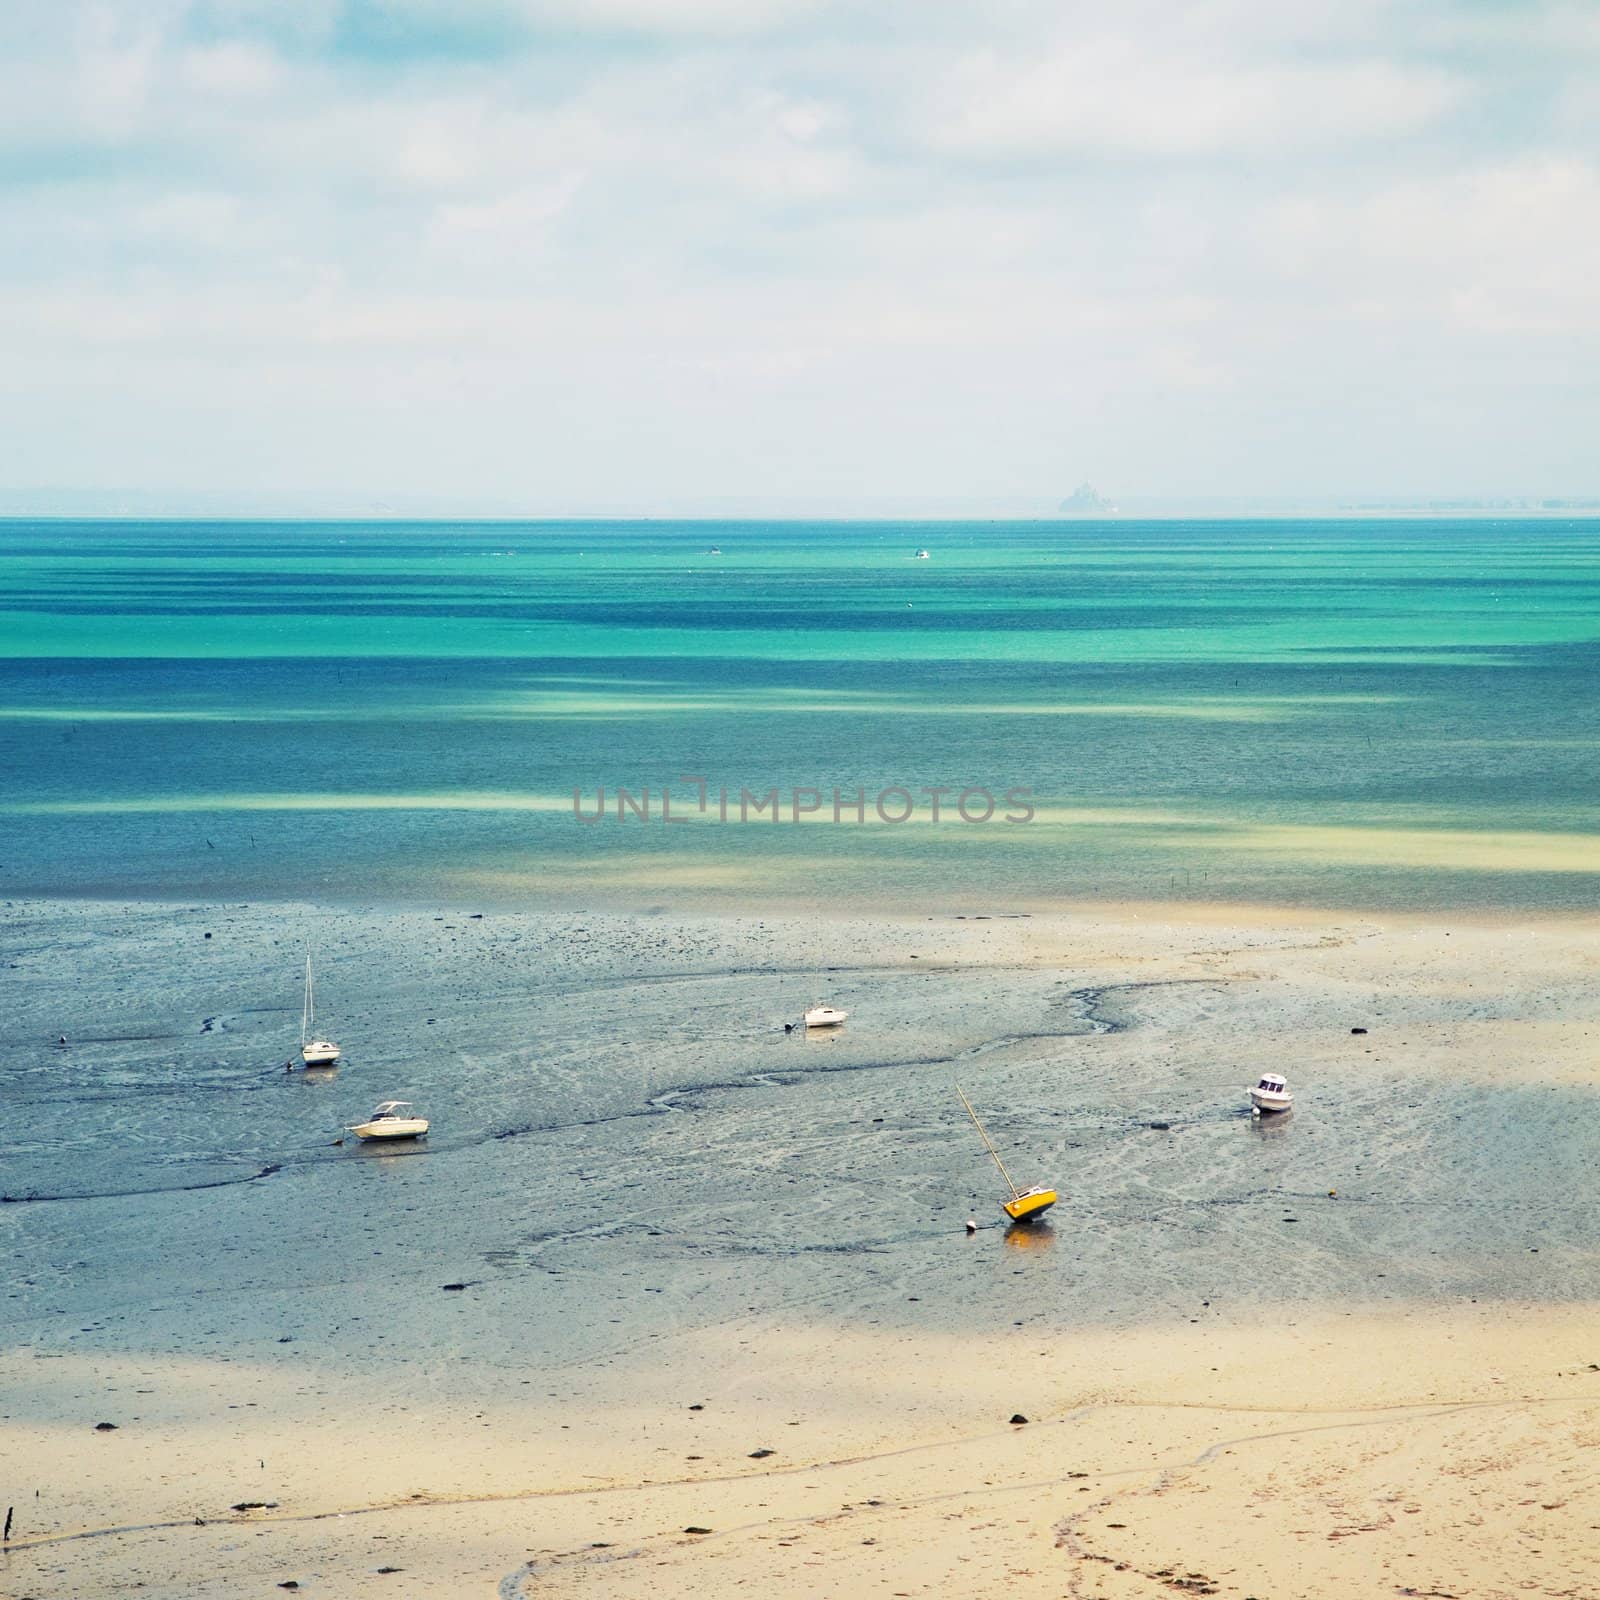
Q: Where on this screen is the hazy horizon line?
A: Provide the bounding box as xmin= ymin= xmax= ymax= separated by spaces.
xmin=4 ymin=493 xmax=1600 ymax=523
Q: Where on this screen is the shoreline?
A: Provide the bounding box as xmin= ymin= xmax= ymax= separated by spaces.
xmin=10 ymin=885 xmax=1600 ymax=926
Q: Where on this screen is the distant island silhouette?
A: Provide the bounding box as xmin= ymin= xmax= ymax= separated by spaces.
xmin=1058 ymin=482 xmax=1117 ymax=513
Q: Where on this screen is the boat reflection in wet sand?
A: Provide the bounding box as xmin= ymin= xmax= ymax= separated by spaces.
xmin=955 ymin=1083 xmax=1057 ymax=1225
xmin=1002 ymin=1218 xmax=1057 ymax=1248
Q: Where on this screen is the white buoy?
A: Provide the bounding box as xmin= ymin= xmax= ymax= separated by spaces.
xmin=965 ymin=1218 xmax=977 ymax=1234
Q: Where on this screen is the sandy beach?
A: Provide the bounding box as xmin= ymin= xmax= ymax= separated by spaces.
xmin=8 ymin=0 xmax=1600 ymax=1589
xmin=2 ymin=899 xmax=1598 ymax=1597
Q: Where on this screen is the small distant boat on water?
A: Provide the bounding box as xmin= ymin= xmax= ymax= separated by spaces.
xmin=349 ymin=1101 xmax=430 ymax=1141
xmin=804 ymin=1003 xmax=848 ymax=1028
xmin=299 ymin=955 xmax=340 ymax=1068
xmin=1249 ymin=1073 xmax=1293 ymax=1115
xmin=706 ymin=545 xmax=722 ymax=554
xmin=914 ymin=548 xmax=930 ymax=559
xmin=955 ymin=1083 xmax=1056 ymax=1224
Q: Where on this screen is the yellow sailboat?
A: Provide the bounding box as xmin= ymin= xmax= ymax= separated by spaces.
xmin=956 ymin=1083 xmax=1057 ymax=1225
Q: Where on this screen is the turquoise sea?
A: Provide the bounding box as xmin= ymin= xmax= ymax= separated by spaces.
xmin=2 ymin=516 xmax=1598 ymax=909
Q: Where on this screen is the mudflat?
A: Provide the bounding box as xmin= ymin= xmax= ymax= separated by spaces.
xmin=3 ymin=898 xmax=1596 ymax=1597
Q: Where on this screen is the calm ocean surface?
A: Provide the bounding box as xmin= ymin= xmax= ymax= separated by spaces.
xmin=2 ymin=517 xmax=1598 ymax=910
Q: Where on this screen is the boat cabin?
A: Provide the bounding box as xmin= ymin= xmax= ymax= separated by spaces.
xmin=368 ymin=1101 xmax=411 ymax=1120
xmin=1255 ymin=1075 xmax=1287 ymax=1092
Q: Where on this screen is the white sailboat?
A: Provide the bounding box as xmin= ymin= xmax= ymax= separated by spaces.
xmin=300 ymin=955 xmax=341 ymax=1067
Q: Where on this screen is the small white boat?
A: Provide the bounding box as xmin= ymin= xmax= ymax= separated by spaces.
xmin=299 ymin=955 xmax=340 ymax=1067
xmin=914 ymin=548 xmax=930 ymax=559
xmin=803 ymin=1003 xmax=848 ymax=1028
xmin=1249 ymin=1073 xmax=1293 ymax=1114
xmin=349 ymin=1101 xmax=430 ymax=1141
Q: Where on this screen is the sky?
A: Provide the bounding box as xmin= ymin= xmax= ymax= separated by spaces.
xmin=1 ymin=0 xmax=1597 ymax=515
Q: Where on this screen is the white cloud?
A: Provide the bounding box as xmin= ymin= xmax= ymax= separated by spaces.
xmin=919 ymin=43 xmax=1462 ymax=158
xmin=72 ymin=3 xmax=165 ymax=137
xmin=483 ymin=0 xmax=827 ymax=38
xmin=1257 ymin=159 xmax=1600 ymax=335
xmin=133 ymin=189 xmax=244 ymax=244
xmin=426 ymin=173 xmax=585 ymax=260
xmin=179 ymin=40 xmax=283 ymax=96
xmin=0 ymin=0 xmax=1597 ymax=505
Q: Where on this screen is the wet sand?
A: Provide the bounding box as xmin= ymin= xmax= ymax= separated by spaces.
xmin=2 ymin=899 xmax=1598 ymax=1596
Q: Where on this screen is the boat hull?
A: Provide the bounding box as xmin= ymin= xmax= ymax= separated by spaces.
xmin=1249 ymin=1091 xmax=1293 ymax=1114
xmin=803 ymin=1008 xmax=848 ymax=1027
xmin=302 ymin=1041 xmax=341 ymax=1067
xmin=1002 ymin=1188 xmax=1057 ymax=1224
xmin=351 ymin=1120 xmax=429 ymax=1141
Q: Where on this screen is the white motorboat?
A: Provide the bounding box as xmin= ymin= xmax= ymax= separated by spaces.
xmin=1249 ymin=1073 xmax=1293 ymax=1114
xmin=349 ymin=1101 xmax=430 ymax=1141
xmin=299 ymin=954 xmax=340 ymax=1067
xmin=914 ymin=548 xmax=930 ymax=559
xmin=803 ymin=1003 xmax=848 ymax=1028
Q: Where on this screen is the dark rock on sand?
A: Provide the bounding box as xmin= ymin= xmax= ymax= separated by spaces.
xmin=748 ymin=1447 xmax=775 ymax=1458
xmin=94 ymin=1421 xmax=117 ymax=1430
xmin=1009 ymin=1413 xmax=1028 ymax=1424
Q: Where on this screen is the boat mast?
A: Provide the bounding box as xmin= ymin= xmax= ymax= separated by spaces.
xmin=955 ymin=1083 xmax=1021 ymax=1201
xmin=302 ymin=954 xmax=313 ymax=1045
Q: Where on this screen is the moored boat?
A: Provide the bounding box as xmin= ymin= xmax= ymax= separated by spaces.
xmin=1001 ymin=1184 xmax=1057 ymax=1224
xmin=299 ymin=954 xmax=340 ymax=1067
xmin=1249 ymin=1073 xmax=1293 ymax=1114
xmin=803 ymin=1003 xmax=848 ymax=1028
xmin=349 ymin=1100 xmax=430 ymax=1141
xmin=955 ymin=1083 xmax=1056 ymax=1225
